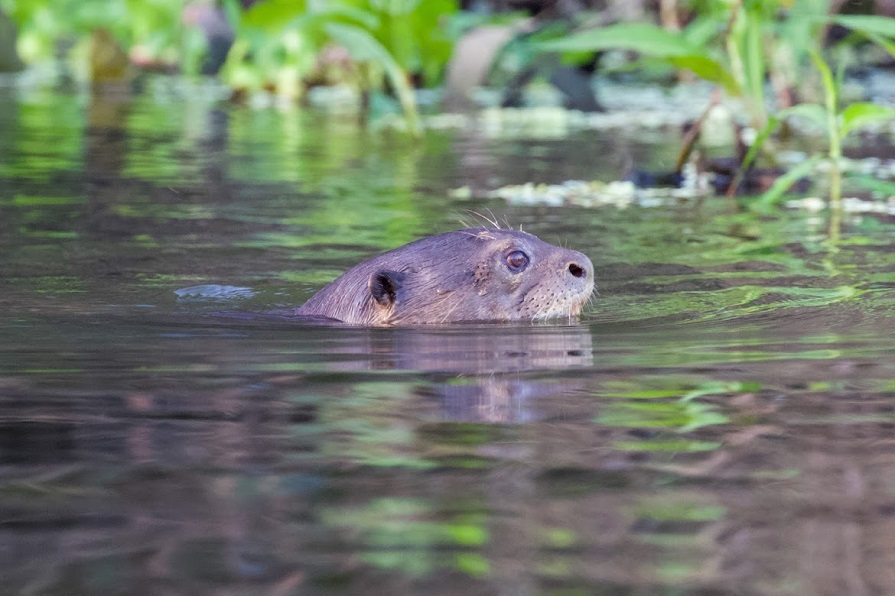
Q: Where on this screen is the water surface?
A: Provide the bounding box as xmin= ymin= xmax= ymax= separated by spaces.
xmin=1 ymin=78 xmax=895 ymax=594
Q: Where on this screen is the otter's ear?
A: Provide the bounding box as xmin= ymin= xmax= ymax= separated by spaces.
xmin=370 ymin=270 xmax=406 ymax=307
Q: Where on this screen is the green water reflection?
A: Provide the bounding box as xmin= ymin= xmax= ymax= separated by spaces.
xmin=0 ymin=79 xmax=894 ymax=594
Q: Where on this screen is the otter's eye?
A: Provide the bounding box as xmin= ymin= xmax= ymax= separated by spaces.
xmin=505 ymin=250 xmax=529 ymax=273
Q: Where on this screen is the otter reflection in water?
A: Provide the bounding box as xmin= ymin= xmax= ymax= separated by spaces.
xmin=293 ymin=228 xmax=595 ymax=325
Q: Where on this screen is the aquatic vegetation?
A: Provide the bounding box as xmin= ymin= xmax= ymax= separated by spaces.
xmin=5 ymin=0 xmax=895 ymax=210
xmin=1 ymin=0 xmax=173 ymax=62
xmin=536 ymin=0 xmax=814 ymax=128
xmin=1 ymin=0 xmax=458 ymax=134
xmin=536 ymin=1 xmax=895 ymax=214
xmin=482 ymin=175 xmax=895 ymax=216
xmin=222 ymin=0 xmax=458 ymax=135
xmin=752 ymin=51 xmax=895 ymax=212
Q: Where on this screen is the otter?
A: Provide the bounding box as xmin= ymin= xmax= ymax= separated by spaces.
xmin=292 ymin=227 xmax=594 ymax=325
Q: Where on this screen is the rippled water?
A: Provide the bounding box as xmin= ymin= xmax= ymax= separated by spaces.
xmin=1 ymin=78 xmax=895 ymax=594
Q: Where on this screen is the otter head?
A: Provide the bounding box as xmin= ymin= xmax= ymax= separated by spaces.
xmin=295 ymin=228 xmax=595 ymax=325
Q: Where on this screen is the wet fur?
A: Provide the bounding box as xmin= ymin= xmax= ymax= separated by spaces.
xmin=294 ymin=228 xmax=594 ymax=326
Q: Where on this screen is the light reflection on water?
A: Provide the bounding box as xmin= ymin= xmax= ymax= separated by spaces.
xmin=1 ymin=79 xmax=894 ymax=594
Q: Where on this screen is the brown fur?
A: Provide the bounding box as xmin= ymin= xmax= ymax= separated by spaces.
xmin=293 ymin=228 xmax=594 ymax=325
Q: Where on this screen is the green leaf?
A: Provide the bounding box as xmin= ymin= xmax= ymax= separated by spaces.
xmin=243 ymin=0 xmax=379 ymax=32
xmin=681 ymin=14 xmax=723 ymax=48
xmin=323 ymin=22 xmax=421 ymax=136
xmin=847 ymin=174 xmax=895 ymax=195
xmin=840 ymin=102 xmax=895 ymax=137
xmin=782 ymin=102 xmax=828 ymax=131
xmin=667 ymin=55 xmax=741 ymax=94
xmin=758 ymin=155 xmax=822 ymax=209
xmin=369 ymin=0 xmax=423 ymax=16
xmin=180 ymin=25 xmax=208 ymax=76
xmin=742 ymin=3 xmax=766 ymax=119
xmin=536 ymin=22 xmax=700 ymax=58
xmin=242 ymin=0 xmax=306 ymax=30
xmin=409 ymin=0 xmax=459 ymax=84
xmin=221 ymin=0 xmax=242 ymax=29
xmin=832 ymin=14 xmax=895 ymax=39
xmin=810 ymin=49 xmax=838 ymax=118
xmin=314 ymin=4 xmax=380 ymax=30
xmin=860 ymin=31 xmax=895 ymax=60
xmin=323 ymin=21 xmax=392 ymax=67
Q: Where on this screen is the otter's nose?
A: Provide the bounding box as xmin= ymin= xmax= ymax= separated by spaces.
xmin=565 ymin=252 xmax=593 ymax=281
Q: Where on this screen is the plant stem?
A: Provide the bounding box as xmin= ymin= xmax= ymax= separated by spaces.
xmin=825 ymin=98 xmax=842 ymax=211
xmin=725 ymin=2 xmax=746 ymax=107
xmin=828 ymin=194 xmax=842 ymax=245
xmin=810 ymin=50 xmax=843 ymax=241
xmin=674 ymin=89 xmax=720 ymax=173
xmin=742 ymin=3 xmax=766 ymax=126
xmin=827 ymin=122 xmax=843 ymax=243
